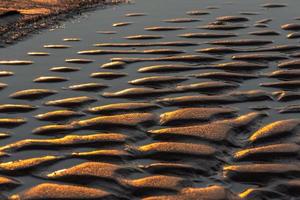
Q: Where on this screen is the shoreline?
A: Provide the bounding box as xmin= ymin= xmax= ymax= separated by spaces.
xmin=0 ymin=0 xmax=128 ymax=47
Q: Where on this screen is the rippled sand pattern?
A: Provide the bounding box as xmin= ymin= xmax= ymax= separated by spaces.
xmin=0 ymin=0 xmax=300 ymax=199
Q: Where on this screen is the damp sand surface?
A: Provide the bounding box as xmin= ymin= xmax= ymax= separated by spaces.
xmin=0 ymin=0 xmax=300 ymax=199
xmin=0 ymin=0 xmax=127 ymax=45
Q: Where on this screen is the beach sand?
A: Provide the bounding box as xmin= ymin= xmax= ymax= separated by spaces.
xmin=0 ymin=0 xmax=126 ymax=45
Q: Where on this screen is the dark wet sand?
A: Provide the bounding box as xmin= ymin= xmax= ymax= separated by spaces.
xmin=0 ymin=0 xmax=127 ymax=45
xmin=0 ymin=0 xmax=300 ymax=199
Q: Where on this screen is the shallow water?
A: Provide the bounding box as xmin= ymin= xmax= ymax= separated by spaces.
xmin=0 ymin=0 xmax=300 ymax=199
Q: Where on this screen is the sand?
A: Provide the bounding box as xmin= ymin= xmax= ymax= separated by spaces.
xmin=0 ymin=0 xmax=127 ymax=45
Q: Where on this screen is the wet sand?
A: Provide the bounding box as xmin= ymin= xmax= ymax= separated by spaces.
xmin=0 ymin=0 xmax=127 ymax=45
xmin=0 ymin=0 xmax=300 ymax=199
